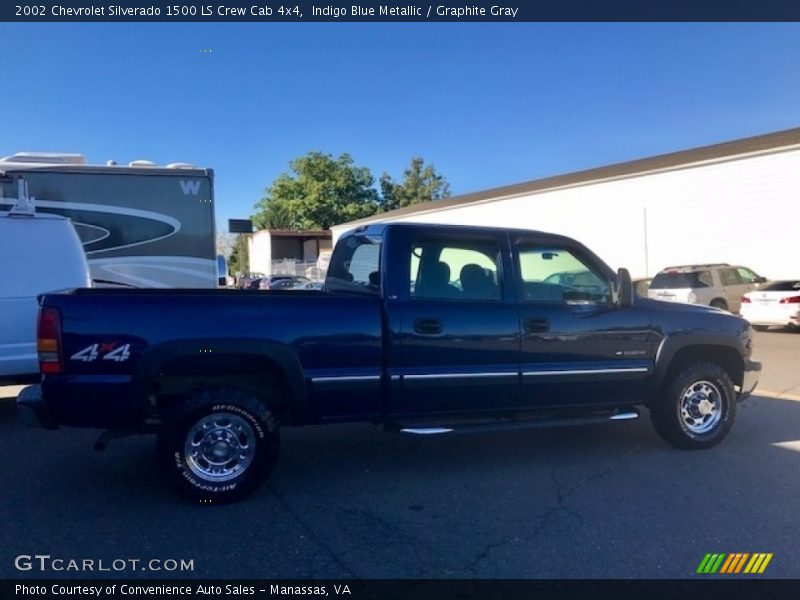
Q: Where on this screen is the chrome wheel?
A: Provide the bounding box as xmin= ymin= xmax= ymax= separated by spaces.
xmin=184 ymin=413 xmax=256 ymax=482
xmin=680 ymin=380 xmax=723 ymax=435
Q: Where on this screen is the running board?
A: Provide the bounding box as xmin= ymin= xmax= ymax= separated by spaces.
xmin=391 ymin=409 xmax=639 ymax=436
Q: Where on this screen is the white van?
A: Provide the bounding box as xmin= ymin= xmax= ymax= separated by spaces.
xmin=0 ymin=180 xmax=90 ymax=383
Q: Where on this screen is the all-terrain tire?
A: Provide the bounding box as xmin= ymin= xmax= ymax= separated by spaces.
xmin=650 ymin=362 xmax=736 ymax=450
xmin=157 ymin=387 xmax=279 ymax=503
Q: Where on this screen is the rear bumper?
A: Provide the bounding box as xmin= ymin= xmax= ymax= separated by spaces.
xmin=40 ymin=375 xmax=145 ymax=429
xmin=740 ymin=359 xmax=761 ymax=400
xmin=741 ymin=306 xmax=800 ymax=327
xmin=16 ymin=385 xmax=58 ymax=429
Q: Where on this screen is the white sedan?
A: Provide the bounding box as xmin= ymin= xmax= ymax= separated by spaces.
xmin=740 ymin=280 xmax=800 ymax=330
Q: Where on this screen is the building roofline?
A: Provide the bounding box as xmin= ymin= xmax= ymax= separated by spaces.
xmin=258 ymin=229 xmax=331 ymax=238
xmin=336 ymin=126 xmax=800 ymax=229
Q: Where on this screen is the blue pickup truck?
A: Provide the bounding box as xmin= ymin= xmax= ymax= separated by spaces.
xmin=19 ymin=223 xmax=761 ymax=502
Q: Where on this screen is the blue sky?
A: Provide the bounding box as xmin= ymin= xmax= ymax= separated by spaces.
xmin=2 ymin=23 xmax=800 ymax=230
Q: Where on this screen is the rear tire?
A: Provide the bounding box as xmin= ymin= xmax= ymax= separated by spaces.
xmin=710 ymin=299 xmax=728 ymax=311
xmin=651 ymin=362 xmax=736 ymax=450
xmin=157 ymin=387 xmax=279 ymax=503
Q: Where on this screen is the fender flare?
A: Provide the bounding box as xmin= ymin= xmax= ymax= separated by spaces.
xmin=132 ymin=338 xmax=308 ymax=421
xmin=652 ymin=333 xmax=745 ymax=393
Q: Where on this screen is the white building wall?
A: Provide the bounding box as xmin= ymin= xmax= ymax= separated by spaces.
xmin=247 ymin=230 xmax=272 ymax=275
xmin=331 ymin=147 xmax=800 ymax=280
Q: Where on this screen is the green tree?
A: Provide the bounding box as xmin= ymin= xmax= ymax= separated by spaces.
xmin=254 ymin=197 xmax=295 ymax=230
xmin=379 ymin=157 xmax=451 ymax=212
xmin=253 ymin=152 xmax=381 ymax=230
xmin=227 ymin=234 xmax=249 ymax=275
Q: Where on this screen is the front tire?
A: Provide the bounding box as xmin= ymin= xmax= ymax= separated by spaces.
xmin=651 ymin=362 xmax=736 ymax=450
xmin=157 ymin=387 xmax=279 ymax=503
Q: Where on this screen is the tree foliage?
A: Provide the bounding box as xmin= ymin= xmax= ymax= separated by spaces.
xmin=252 ymin=152 xmax=451 ymax=231
xmin=379 ymin=157 xmax=451 ymax=212
xmin=216 ymin=231 xmax=235 ymax=257
xmin=253 ymin=152 xmax=380 ymax=231
xmin=227 ymin=234 xmax=249 ymax=275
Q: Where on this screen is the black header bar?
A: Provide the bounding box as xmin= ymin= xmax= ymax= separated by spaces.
xmin=4 ymin=0 xmax=800 ymax=22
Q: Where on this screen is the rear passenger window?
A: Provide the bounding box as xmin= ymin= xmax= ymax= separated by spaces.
xmin=325 ymin=234 xmax=381 ymax=294
xmin=517 ymin=245 xmax=610 ymax=304
xmin=719 ymin=269 xmax=742 ymax=286
xmin=410 ymin=239 xmax=501 ymax=301
xmin=697 ymin=271 xmax=713 ymax=287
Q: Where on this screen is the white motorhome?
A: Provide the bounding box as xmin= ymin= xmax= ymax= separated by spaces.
xmin=0 ymin=152 xmax=217 ymax=288
xmin=0 ymin=179 xmax=90 ymax=383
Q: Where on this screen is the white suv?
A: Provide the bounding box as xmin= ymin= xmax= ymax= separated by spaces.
xmin=1 ymin=180 xmax=90 ymax=383
xmin=647 ymin=263 xmax=765 ymax=313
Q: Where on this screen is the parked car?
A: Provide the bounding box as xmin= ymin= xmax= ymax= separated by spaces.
xmin=1 ymin=180 xmax=90 ymax=384
xmin=258 ymin=275 xmax=307 ymax=290
xmin=216 ymin=255 xmax=228 ymax=288
xmin=19 ymin=223 xmax=760 ymax=503
xmin=236 ymin=273 xmax=265 ymax=289
xmin=648 ymin=263 xmax=765 ymax=313
xmin=633 ymin=278 xmax=652 ymax=298
xmin=543 ymin=269 xmax=608 ymax=297
xmin=740 ymin=280 xmax=800 ymax=331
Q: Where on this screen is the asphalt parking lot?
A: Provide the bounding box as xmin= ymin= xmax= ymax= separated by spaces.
xmin=1 ymin=329 xmax=799 ymax=580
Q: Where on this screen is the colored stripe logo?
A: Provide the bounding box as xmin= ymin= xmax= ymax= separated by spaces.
xmin=697 ymin=553 xmax=772 ymax=574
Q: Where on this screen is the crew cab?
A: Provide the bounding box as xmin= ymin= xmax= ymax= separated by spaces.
xmin=19 ymin=223 xmax=761 ymax=502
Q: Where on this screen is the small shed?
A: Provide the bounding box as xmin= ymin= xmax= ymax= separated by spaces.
xmin=248 ymin=229 xmax=332 ymax=277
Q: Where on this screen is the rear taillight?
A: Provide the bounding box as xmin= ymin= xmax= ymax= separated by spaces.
xmin=37 ymin=306 xmax=62 ymax=375
xmin=741 ymin=296 xmax=751 ymax=303
xmin=779 ymin=296 xmax=800 ymax=304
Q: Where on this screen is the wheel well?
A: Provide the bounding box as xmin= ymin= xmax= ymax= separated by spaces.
xmin=710 ymin=298 xmax=728 ymax=308
xmin=151 ymin=353 xmax=293 ymax=423
xmin=663 ymin=345 xmax=744 ymax=389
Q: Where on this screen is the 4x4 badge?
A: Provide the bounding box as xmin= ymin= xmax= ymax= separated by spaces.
xmin=70 ymin=343 xmax=131 ymax=363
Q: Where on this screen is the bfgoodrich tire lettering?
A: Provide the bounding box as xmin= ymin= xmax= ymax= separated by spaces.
xmin=157 ymin=387 xmax=279 ymax=503
xmin=651 ymin=362 xmax=736 ymax=450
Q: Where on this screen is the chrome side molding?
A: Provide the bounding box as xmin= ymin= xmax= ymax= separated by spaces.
xmin=609 ymin=411 xmax=639 ymax=420
xmin=400 ymin=427 xmax=454 ymax=435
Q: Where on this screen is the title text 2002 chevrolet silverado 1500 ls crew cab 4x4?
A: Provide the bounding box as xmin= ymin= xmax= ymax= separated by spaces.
xmin=19 ymin=223 xmax=761 ymax=503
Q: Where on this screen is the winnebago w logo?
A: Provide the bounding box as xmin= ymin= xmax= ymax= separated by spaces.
xmin=179 ymin=180 xmax=201 ymax=195
xmin=697 ymin=553 xmax=773 ymax=574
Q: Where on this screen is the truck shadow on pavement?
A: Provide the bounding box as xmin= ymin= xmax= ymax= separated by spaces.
xmin=2 ymin=392 xmax=798 ymax=503
xmin=2 ymin=392 xmax=800 ymax=578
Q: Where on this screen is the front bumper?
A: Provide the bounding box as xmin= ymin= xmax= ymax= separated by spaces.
xmin=739 ymin=358 xmax=761 ymax=400
xmin=16 ymin=385 xmax=58 ymax=429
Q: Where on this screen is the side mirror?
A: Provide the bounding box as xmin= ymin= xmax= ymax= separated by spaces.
xmin=616 ymin=268 xmax=634 ymax=308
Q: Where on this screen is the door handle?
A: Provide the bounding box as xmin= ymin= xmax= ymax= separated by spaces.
xmin=524 ymin=317 xmax=549 ymax=333
xmin=414 ymin=318 xmax=443 ymax=335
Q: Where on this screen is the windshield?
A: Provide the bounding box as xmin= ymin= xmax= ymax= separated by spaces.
xmin=757 ymin=280 xmax=800 ymax=291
